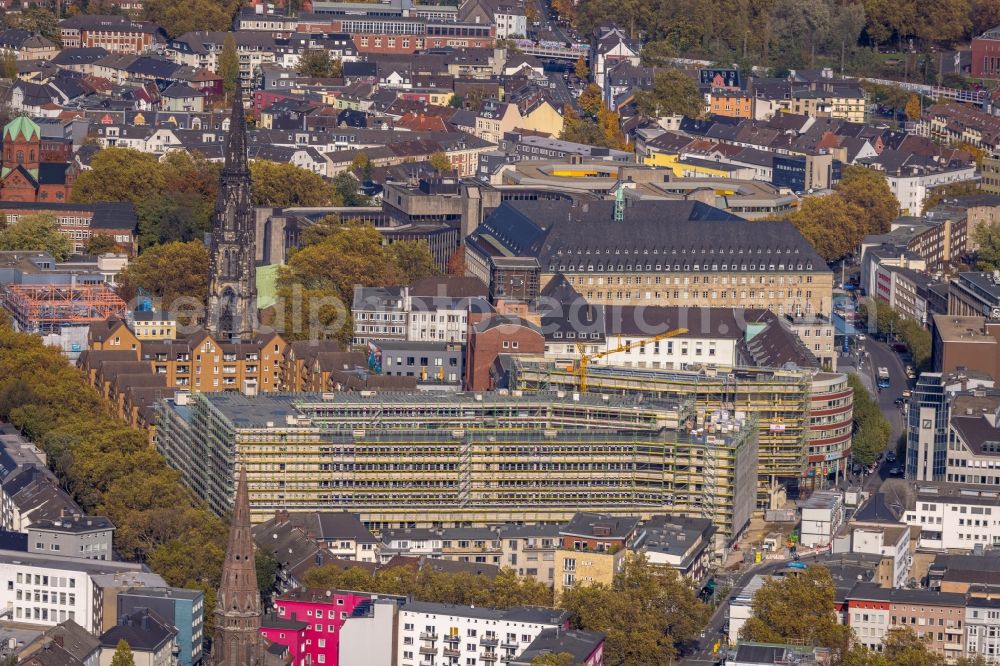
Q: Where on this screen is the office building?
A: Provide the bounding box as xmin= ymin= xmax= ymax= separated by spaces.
xmin=27 ymin=516 xmax=115 ymax=561
xmin=117 ymin=587 xmax=204 ymax=666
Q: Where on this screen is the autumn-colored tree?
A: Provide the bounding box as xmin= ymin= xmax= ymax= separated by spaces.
xmin=351 ymin=152 xmax=374 ymax=181
xmin=219 ymin=32 xmax=239 ymax=104
xmin=904 ymin=93 xmax=922 ymax=121
xmin=836 ymin=165 xmax=899 ymax=235
xmin=250 ymin=160 xmax=340 ymax=207
xmin=596 ymin=104 xmax=629 ymax=150
xmin=634 ymin=69 xmax=704 ymax=119
xmin=578 ymin=83 xmax=603 ymax=117
xmin=391 ymin=240 xmax=440 ymax=283
xmin=0 ymin=214 xmax=73 ymax=261
xmin=640 ymin=40 xmax=678 ymax=67
xmin=84 ymin=234 xmax=119 ymax=255
xmin=781 ymin=194 xmax=866 ymax=261
xmin=531 ymin=653 xmax=575 ymax=666
xmin=923 ymin=180 xmax=979 ymax=212
xmin=882 ymin=628 xmax=944 ymax=666
xmin=574 ymin=56 xmax=589 ymax=80
xmin=956 ymin=141 xmax=986 ymax=167
xmin=560 ymin=556 xmax=708 ymax=665
xmin=429 ymin=151 xmax=453 ymax=174
xmin=117 ymin=240 xmax=209 ymax=311
xmin=143 ymin=0 xmax=236 ymax=38
xmin=740 ymin=566 xmax=852 ymax=652
xmin=446 ymin=246 xmax=467 ymax=276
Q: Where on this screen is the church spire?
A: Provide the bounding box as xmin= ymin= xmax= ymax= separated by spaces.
xmin=223 ymin=85 xmax=248 ymax=177
xmin=206 ymin=83 xmax=257 ymax=341
xmin=213 ymin=464 xmax=265 ymax=665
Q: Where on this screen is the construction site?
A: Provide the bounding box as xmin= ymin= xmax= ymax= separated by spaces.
xmin=1 ymin=283 xmax=127 ymax=334
xmin=155 ymin=389 xmax=760 ymax=544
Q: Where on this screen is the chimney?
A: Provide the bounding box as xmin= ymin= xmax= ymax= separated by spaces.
xmin=275 ymin=509 xmax=290 ymax=525
xmin=52 ymin=634 xmax=64 ymax=648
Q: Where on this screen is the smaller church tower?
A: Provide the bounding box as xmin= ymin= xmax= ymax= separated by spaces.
xmin=207 ymin=87 xmax=257 ymax=340
xmin=213 ymin=464 xmax=267 ymax=665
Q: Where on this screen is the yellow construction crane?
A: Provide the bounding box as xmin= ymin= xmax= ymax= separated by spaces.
xmin=567 ymin=328 xmax=688 ymax=392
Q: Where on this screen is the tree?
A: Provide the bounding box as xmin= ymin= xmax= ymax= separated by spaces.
xmin=143 ymin=0 xmax=236 ymax=38
xmin=0 ymin=214 xmax=73 ymax=261
xmin=882 ymin=628 xmax=943 ymax=665
xmin=904 ymin=93 xmax=922 ymax=121
xmin=255 ymin=546 xmax=278 ymax=601
xmin=739 ymin=566 xmax=852 ymax=652
xmin=634 ymin=69 xmax=704 ymax=119
xmin=250 ymin=161 xmax=340 ymax=207
xmin=333 ymin=172 xmax=370 ymax=206
xmin=219 ymin=32 xmax=239 ymax=104
xmin=71 ymin=147 xmax=167 ymax=209
xmin=84 ymin=234 xmax=119 ymax=255
xmin=117 ymin=240 xmax=209 ymax=312
xmin=110 ymin=639 xmax=136 ymax=666
xmin=574 ymin=56 xmax=589 ymax=80
xmin=390 ymin=240 xmax=440 ymax=283
xmin=974 ymin=221 xmax=1000 ymax=271
xmin=429 ymin=151 xmax=453 ymax=174
xmin=0 ymin=49 xmax=16 ymax=80
xmin=446 ymin=246 xmax=466 ymax=276
xmin=923 ymin=181 xmax=979 ymax=212
xmin=351 ymin=152 xmax=374 ymax=182
xmin=531 ymin=653 xmax=575 ymax=666
xmin=848 ymin=373 xmax=891 ymax=466
xmin=781 ymin=194 xmax=866 ymax=261
xmin=836 ymin=165 xmax=899 ymax=235
xmin=578 ymin=83 xmax=603 ymax=117
xmin=560 ymin=556 xmax=708 ymax=665
xmin=298 ymin=47 xmax=334 ymax=78
xmin=640 ymin=40 xmax=678 ymax=67
xmin=16 ymin=7 xmax=59 ymax=41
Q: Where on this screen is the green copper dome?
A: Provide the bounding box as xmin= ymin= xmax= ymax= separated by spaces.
xmin=4 ymin=115 xmax=40 ymax=142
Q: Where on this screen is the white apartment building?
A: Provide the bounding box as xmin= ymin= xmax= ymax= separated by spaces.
xmin=396 ymin=602 xmax=569 ymax=666
xmin=493 ymin=6 xmax=526 ymax=39
xmin=847 ymin=586 xmax=893 ymax=651
xmin=850 ymin=525 xmax=911 ymax=589
xmin=407 ymin=296 xmax=490 ymax=343
xmin=966 ymin=598 xmax=1000 ymax=664
xmin=883 ymin=165 xmax=978 ymax=216
xmin=903 ymin=483 xmax=1000 ymax=551
xmin=946 ymin=395 xmax=1000 ymax=487
xmin=0 ymin=550 xmax=161 ymax=633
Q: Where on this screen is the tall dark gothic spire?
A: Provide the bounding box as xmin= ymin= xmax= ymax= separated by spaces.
xmin=213 ymin=465 xmax=266 ymax=666
xmin=207 ymin=84 xmax=257 ymax=341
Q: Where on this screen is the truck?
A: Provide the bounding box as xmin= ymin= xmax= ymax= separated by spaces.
xmin=877 ymin=367 xmax=890 ymax=389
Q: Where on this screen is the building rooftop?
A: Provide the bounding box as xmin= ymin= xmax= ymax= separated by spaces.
xmin=560 ymin=512 xmax=639 ymax=541
xmin=400 ymin=601 xmax=569 ymax=625
xmin=29 ymin=515 xmax=114 ymax=534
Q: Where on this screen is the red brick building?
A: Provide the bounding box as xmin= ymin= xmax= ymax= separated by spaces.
xmin=59 ymin=15 xmax=163 ymax=54
xmin=464 ymin=313 xmax=544 ymax=390
xmin=0 ymin=201 xmax=138 ymax=255
xmin=296 ymin=16 xmax=493 ymax=55
xmin=973 ymin=25 xmax=1000 ymax=79
xmin=0 ymin=117 xmax=75 ymax=204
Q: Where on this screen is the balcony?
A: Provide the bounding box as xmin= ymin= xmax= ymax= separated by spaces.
xmin=480 ymin=637 xmax=498 ymax=647
xmin=481 ymin=652 xmax=498 ymax=662
xmin=443 ymin=647 xmax=460 ymax=657
xmin=418 ymin=646 xmax=437 ymax=655
xmin=443 ymin=635 xmax=460 ymax=644
xmin=420 ymin=632 xmax=438 ymax=641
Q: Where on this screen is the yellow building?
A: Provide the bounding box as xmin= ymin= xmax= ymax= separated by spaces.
xmin=130 ymin=311 xmax=177 ymax=340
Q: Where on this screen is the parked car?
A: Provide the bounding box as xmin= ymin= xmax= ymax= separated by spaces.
xmin=886 ymin=452 xmax=897 ymax=463
xmin=889 ymin=466 xmax=902 ymax=476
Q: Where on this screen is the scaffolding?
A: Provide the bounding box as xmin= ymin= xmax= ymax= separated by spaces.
xmin=2 ymin=283 xmax=127 ymax=334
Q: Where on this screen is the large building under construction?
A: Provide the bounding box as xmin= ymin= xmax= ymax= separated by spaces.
xmin=501 ymin=359 xmax=852 ymax=507
xmin=155 ymin=390 xmax=759 ymax=542
xmin=2 ymin=283 xmax=126 ymax=333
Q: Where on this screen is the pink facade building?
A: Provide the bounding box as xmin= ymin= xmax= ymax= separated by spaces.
xmin=263 ymin=588 xmax=374 ymax=666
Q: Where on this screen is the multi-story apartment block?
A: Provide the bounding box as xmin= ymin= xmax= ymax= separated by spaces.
xmin=497 ymin=524 xmax=559 ymax=586
xmin=27 ymin=516 xmax=115 ymax=561
xmin=965 ymin=597 xmax=1000 ymax=663
xmin=0 ymin=549 xmax=165 ymax=633
xmin=155 ymin=391 xmax=759 ymax=539
xmin=945 ymin=391 xmax=1000 ymax=487
xmin=351 ymin=286 xmax=409 ymax=346
xmin=117 ymin=587 xmax=204 ymax=666
xmin=847 ymin=585 xmax=967 ymax=662
xmin=267 ymin=588 xmax=381 ymax=666
xmin=396 ymin=602 xmax=569 ymax=666
xmin=554 ymin=513 xmax=639 ymax=600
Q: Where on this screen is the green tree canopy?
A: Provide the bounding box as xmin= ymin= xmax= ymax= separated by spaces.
xmin=219 ymin=32 xmax=239 ymax=103
xmin=633 ymin=68 xmax=704 ymax=118
xmin=848 ymin=372 xmax=891 ymax=466
xmin=0 ymin=214 xmax=73 ymax=261
xmin=975 ymin=221 xmax=1000 ymax=271
xmin=0 ymin=50 xmax=16 ymax=80
xmin=84 ymin=234 xmax=120 ymax=255
xmin=255 ymin=546 xmax=278 ymax=601
xmin=117 ymin=240 xmax=209 ymax=311
xmin=250 ymin=160 xmax=340 ymax=207
xmin=739 ymin=565 xmax=852 ymax=651
xmin=429 ymin=151 xmax=453 ymax=174
xmin=560 ymin=556 xmax=708 ymax=665
xmin=298 ymin=48 xmax=335 ymax=77
xmin=531 ymin=653 xmax=575 ymax=666
xmin=781 ymin=194 xmax=866 ymax=261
